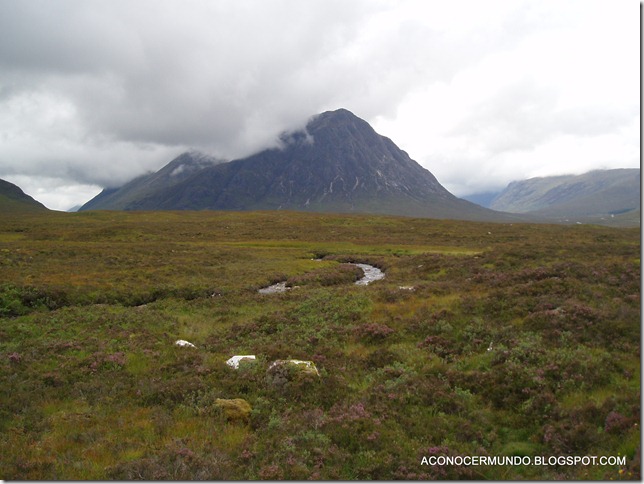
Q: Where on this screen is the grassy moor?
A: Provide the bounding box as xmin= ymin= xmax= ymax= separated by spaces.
xmin=0 ymin=210 xmax=639 ymax=480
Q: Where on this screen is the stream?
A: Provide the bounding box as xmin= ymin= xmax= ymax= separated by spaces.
xmin=352 ymin=263 xmax=385 ymax=285
xmin=258 ymin=262 xmax=384 ymax=294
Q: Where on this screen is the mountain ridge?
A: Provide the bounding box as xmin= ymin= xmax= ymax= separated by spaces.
xmin=81 ymin=150 xmax=227 ymax=211
xmin=81 ymin=109 xmax=517 ymax=222
xmin=489 ymin=169 xmax=640 ymax=224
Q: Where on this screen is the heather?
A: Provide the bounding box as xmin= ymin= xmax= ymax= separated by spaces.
xmin=0 ymin=210 xmax=639 ymax=479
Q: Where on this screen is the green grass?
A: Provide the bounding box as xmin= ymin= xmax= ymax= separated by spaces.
xmin=0 ymin=209 xmax=640 ymax=480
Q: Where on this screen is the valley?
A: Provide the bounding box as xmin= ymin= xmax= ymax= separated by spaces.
xmin=0 ymin=209 xmax=639 ymax=479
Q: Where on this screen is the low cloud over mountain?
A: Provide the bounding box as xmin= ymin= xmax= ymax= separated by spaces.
xmin=81 ymin=109 xmax=515 ymax=222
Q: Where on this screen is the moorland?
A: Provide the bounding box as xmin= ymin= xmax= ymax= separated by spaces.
xmin=0 ymin=209 xmax=640 ymax=479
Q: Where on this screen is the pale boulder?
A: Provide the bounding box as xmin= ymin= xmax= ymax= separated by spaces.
xmin=226 ymin=355 xmax=257 ymax=369
xmin=175 ymin=339 xmax=196 ymax=348
xmin=266 ymin=359 xmax=320 ymax=387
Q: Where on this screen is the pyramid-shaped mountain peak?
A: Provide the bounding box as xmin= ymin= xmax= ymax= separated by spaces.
xmin=80 ymin=109 xmax=510 ymax=221
xmin=306 ymin=108 xmax=374 ymax=135
xmin=312 ymin=108 xmax=361 ymax=122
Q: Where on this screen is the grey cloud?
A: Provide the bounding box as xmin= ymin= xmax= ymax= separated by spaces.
xmin=0 ymin=0 xmax=638 ymax=209
xmin=0 ymin=1 xmax=149 ymax=76
xmin=0 ymin=0 xmax=376 ymax=188
xmin=447 ymin=81 xmax=560 ymax=153
xmin=0 ymin=0 xmax=386 ymax=159
xmin=447 ymin=80 xmax=637 ymax=155
xmin=1 ymin=0 xmax=509 ymax=166
xmin=555 ymin=106 xmax=639 ymax=138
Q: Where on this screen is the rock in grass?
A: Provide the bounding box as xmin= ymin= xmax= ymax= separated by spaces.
xmin=276 ymin=359 xmax=319 ymax=376
xmin=175 ymin=339 xmax=197 ymax=348
xmin=215 ymin=398 xmax=252 ymax=423
xmin=226 ymin=355 xmax=257 ymax=369
xmin=266 ymin=359 xmax=320 ymax=387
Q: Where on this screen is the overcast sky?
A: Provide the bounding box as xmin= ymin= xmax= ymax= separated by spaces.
xmin=0 ymin=0 xmax=639 ymax=210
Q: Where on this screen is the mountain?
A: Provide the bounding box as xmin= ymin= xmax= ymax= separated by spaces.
xmin=489 ymin=169 xmax=640 ymax=224
xmin=80 ymin=150 xmax=227 ymax=211
xmin=0 ymin=178 xmax=48 ymax=212
xmin=81 ymin=109 xmax=516 ymax=222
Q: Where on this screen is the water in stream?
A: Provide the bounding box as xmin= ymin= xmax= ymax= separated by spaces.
xmin=258 ymin=262 xmax=384 ymax=294
xmin=258 ymin=281 xmax=290 ymax=295
xmin=352 ymin=263 xmax=385 ymax=285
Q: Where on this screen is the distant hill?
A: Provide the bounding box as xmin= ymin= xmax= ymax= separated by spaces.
xmin=81 ymin=109 xmax=518 ymax=222
xmin=0 ymin=179 xmax=48 ymax=212
xmin=489 ymin=169 xmax=640 ymax=225
xmin=80 ymin=150 xmax=227 ymax=211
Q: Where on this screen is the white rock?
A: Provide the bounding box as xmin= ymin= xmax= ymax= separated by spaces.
xmin=226 ymin=355 xmax=256 ymax=369
xmin=175 ymin=339 xmax=196 ymax=348
xmin=268 ymin=359 xmax=320 ymax=376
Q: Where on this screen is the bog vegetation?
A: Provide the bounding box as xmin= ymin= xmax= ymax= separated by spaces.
xmin=0 ymin=210 xmax=639 ymax=480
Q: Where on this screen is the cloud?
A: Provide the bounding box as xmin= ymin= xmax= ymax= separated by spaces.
xmin=0 ymin=0 xmax=639 ymax=209
xmin=3 ymin=174 xmax=102 ymax=212
xmin=0 ymin=88 xmax=180 ymax=187
xmin=0 ymin=0 xmax=530 ymax=158
xmin=447 ymin=80 xmax=638 ymax=155
xmin=1 ymin=0 xmax=428 ymax=193
xmin=371 ymin=0 xmax=640 ymax=197
xmin=1 ymin=0 xmax=409 ymax=148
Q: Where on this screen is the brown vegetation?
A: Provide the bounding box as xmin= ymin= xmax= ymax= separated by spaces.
xmin=0 ymin=209 xmax=639 ymax=479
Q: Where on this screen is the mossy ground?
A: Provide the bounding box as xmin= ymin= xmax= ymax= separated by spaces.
xmin=0 ymin=210 xmax=640 ymax=479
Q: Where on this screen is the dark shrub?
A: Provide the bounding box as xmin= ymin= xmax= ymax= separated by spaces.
xmin=354 ymin=323 xmax=395 ymax=342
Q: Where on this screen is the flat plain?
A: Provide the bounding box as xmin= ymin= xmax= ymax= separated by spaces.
xmin=0 ymin=209 xmax=640 ymax=479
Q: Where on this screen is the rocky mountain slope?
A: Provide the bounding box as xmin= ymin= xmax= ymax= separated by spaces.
xmin=81 ymin=109 xmax=516 ymax=222
xmin=80 ymin=151 xmax=226 ymax=211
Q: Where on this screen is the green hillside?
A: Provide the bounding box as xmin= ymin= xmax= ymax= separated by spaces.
xmin=0 ymin=210 xmax=639 ymax=480
xmin=490 ymin=169 xmax=640 ymax=225
xmin=0 ymin=179 xmax=48 ymax=212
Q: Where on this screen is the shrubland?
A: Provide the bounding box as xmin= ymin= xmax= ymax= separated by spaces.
xmin=0 ymin=209 xmax=639 ymax=479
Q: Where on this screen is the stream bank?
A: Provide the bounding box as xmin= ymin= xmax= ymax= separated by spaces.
xmin=259 ymin=262 xmax=384 ymax=294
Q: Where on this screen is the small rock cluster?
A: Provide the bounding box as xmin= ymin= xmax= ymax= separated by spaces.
xmin=226 ymin=354 xmax=320 ymax=386
xmin=174 ymin=342 xmax=320 ymax=423
xmin=265 ymin=359 xmax=320 ymax=387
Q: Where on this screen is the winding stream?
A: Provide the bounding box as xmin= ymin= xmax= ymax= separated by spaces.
xmin=258 ymin=262 xmax=384 ymax=294
xmin=258 ymin=281 xmax=290 ymax=295
xmin=352 ymin=263 xmax=385 ymax=285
